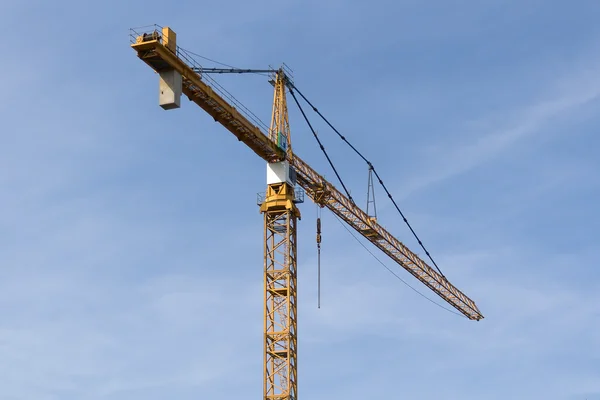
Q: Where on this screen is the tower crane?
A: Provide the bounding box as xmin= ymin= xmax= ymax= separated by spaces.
xmin=130 ymin=26 xmax=484 ymax=400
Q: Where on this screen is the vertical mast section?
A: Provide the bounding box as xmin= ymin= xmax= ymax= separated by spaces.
xmin=269 ymin=69 xmax=292 ymax=158
xmin=261 ymin=67 xmax=299 ymax=400
xmin=260 ymin=181 xmax=300 ymax=400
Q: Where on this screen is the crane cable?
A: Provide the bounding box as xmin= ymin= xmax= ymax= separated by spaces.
xmin=287 ymin=83 xmax=447 ymax=280
xmin=316 ymin=207 xmax=322 ymax=309
xmin=175 ymin=53 xmax=446 ymax=280
xmin=289 ymin=85 xmax=459 ymax=316
xmin=181 ymin=49 xmax=271 ymax=77
xmin=291 ymin=83 xmax=461 ymax=316
xmin=288 ymin=88 xmax=356 ymax=204
xmin=332 ymin=213 xmax=465 ymax=318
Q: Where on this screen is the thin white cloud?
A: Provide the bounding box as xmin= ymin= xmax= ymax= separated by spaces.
xmin=396 ymin=63 xmax=600 ymax=200
xmin=1 ymin=2 xmax=599 ymax=399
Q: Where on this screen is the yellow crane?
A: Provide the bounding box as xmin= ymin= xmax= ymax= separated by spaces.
xmin=130 ymin=26 xmax=483 ymax=400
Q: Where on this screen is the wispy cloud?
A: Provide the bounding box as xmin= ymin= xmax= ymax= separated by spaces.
xmin=396 ymin=59 xmax=600 ymax=200
xmin=1 ymin=1 xmax=599 ymax=399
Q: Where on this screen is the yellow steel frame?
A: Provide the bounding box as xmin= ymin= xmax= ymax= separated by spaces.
xmin=131 ymin=25 xmax=485 ymax=400
xmin=260 ymin=182 xmax=299 ymax=400
xmin=269 ymin=70 xmax=292 ymax=157
xmin=130 ymin=27 xmax=483 ymax=321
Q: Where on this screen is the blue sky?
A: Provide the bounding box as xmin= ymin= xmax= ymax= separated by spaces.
xmin=1 ymin=1 xmax=599 ymax=399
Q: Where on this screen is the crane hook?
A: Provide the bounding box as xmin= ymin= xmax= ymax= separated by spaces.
xmin=316 ymin=214 xmax=322 ymax=309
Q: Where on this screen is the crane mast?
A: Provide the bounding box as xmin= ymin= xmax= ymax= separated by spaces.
xmin=130 ymin=26 xmax=484 ymax=400
xmin=260 ymin=171 xmax=299 ymax=400
xmin=260 ymin=70 xmax=300 ymax=400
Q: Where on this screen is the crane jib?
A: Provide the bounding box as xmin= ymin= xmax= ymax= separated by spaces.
xmin=130 ymin=29 xmax=483 ymax=321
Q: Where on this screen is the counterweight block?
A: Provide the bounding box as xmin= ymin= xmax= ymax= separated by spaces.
xmin=159 ymin=69 xmax=182 ymax=110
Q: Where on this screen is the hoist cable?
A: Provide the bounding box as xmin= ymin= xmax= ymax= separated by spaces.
xmin=287 ymin=83 xmax=446 ymax=279
xmin=316 ymin=208 xmax=322 ymax=309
